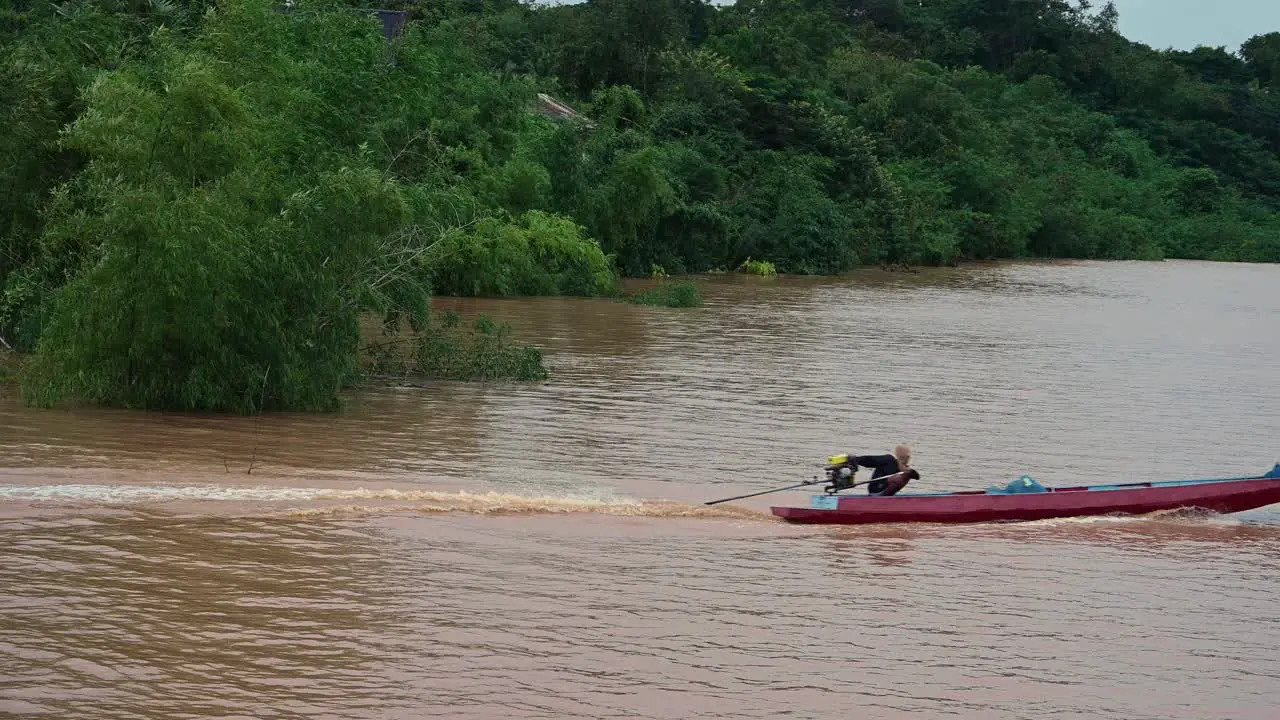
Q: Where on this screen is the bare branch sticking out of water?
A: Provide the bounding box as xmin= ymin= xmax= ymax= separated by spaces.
xmin=246 ymin=364 xmax=270 ymax=475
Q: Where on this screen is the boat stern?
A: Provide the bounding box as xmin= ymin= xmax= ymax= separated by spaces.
xmin=769 ymin=494 xmax=843 ymax=522
xmin=807 ymin=494 xmax=840 ymax=510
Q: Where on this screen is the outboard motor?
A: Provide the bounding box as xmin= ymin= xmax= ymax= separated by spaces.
xmin=823 ymin=454 xmax=857 ymax=494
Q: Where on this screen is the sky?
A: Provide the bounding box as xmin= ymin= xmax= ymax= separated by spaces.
xmin=1109 ymin=0 xmax=1280 ymax=53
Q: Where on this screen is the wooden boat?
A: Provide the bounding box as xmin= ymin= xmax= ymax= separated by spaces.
xmin=770 ymin=464 xmax=1280 ymax=525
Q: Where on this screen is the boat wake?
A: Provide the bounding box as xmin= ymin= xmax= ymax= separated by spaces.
xmin=1010 ymin=506 xmax=1280 ymax=537
xmin=1023 ymin=506 xmax=1247 ymax=528
xmin=0 ymin=483 xmax=768 ymax=521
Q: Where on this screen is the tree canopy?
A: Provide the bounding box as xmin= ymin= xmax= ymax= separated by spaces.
xmin=1 ymin=0 xmax=1277 ymax=411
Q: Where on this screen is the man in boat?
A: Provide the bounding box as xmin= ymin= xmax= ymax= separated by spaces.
xmin=851 ymin=445 xmax=918 ymax=496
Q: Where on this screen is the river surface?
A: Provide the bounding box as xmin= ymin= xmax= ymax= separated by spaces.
xmin=2 ymin=259 xmax=1279 ymax=719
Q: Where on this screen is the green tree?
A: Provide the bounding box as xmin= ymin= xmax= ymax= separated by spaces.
xmin=1241 ymin=32 xmax=1280 ymax=86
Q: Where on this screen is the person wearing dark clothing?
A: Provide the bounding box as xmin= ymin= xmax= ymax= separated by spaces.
xmin=852 ymin=445 xmax=918 ymax=496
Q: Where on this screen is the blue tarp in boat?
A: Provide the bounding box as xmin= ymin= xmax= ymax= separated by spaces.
xmin=988 ymin=475 xmax=1048 ymax=494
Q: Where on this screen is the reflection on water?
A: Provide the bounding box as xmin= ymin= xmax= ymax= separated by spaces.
xmin=2 ymin=259 xmax=1280 ymax=719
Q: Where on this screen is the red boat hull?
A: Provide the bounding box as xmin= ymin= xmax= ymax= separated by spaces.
xmin=770 ymin=477 xmax=1280 ymax=525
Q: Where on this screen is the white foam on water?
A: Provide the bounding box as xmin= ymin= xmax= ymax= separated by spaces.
xmin=0 ymin=482 xmax=633 ymax=505
xmin=1018 ymin=506 xmax=1247 ymax=528
xmin=0 ymin=483 xmax=337 ymax=504
xmin=0 ymin=483 xmax=768 ymax=520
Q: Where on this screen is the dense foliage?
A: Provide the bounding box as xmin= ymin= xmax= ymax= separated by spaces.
xmin=366 ymin=311 xmax=549 ymax=382
xmin=1 ymin=0 xmax=1277 ymax=411
xmin=623 ymin=280 xmax=705 ymax=307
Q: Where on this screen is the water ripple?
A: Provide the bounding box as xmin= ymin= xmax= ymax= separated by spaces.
xmin=3 ymin=260 xmax=1280 ymax=719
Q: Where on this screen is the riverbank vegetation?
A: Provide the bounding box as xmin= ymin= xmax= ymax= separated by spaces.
xmin=364 ymin=312 xmax=548 ymax=383
xmin=0 ymin=350 xmax=20 ymax=385
xmin=623 ymin=280 xmax=705 ymax=307
xmin=2 ymin=0 xmax=1277 ymax=411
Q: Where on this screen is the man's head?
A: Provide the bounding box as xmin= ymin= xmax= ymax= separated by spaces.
xmin=894 ymin=444 xmax=912 ymax=467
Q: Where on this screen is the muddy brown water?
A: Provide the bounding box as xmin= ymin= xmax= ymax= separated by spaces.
xmin=2 ymin=260 xmax=1279 ymax=719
